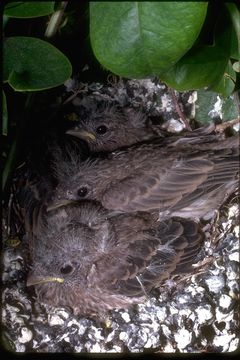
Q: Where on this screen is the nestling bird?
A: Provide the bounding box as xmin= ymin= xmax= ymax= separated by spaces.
xmin=49 ymin=135 xmax=239 ymax=221
xmin=14 ymin=163 xmax=204 ymax=317
xmin=11 ymin=107 xmax=238 ymax=317
xmin=26 ymin=200 xmax=204 ymax=318
xmin=65 ymin=103 xmax=224 ymax=152
xmin=66 ymin=104 xmax=163 ymax=152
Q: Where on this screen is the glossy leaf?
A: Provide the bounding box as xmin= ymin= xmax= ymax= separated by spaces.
xmin=232 ymin=61 xmax=240 ymax=72
xmin=160 ymin=45 xmax=228 ymax=91
xmin=4 ymin=2 xmax=55 ymax=18
xmin=90 ymin=2 xmax=208 ymax=78
xmin=221 ymin=95 xmax=240 ymax=121
xmin=226 ymin=3 xmax=240 ymax=60
xmin=195 ymin=90 xmax=239 ymax=124
xmin=211 ymin=61 xmax=236 ymax=97
xmin=3 ymin=37 xmax=72 ymax=91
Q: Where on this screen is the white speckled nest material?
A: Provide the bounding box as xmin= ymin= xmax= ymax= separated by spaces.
xmin=2 ymin=79 xmax=239 ymax=353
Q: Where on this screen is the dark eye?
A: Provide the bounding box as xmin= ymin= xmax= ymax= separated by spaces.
xmin=77 ymin=187 xmax=88 ymax=198
xmin=60 ymin=264 xmax=73 ymax=274
xmin=96 ymin=125 xmax=108 ymax=134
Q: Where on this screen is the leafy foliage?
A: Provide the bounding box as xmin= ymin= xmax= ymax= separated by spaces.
xmin=4 ymin=2 xmax=55 ymax=18
xmin=4 ymin=36 xmax=72 ymax=91
xmin=90 ymin=2 xmax=207 ymax=78
xmin=90 ymin=2 xmax=239 ymax=97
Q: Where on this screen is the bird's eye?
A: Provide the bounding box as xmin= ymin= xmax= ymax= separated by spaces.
xmin=96 ymin=125 xmax=108 ymax=135
xmin=60 ymin=264 xmax=73 ymax=275
xmin=77 ymin=187 xmax=88 ymax=198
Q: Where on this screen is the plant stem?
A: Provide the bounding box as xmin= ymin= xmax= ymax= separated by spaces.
xmin=2 ymin=90 xmax=8 ymax=136
xmin=44 ymin=1 xmax=68 ymax=38
xmin=2 ymin=140 xmax=16 ymax=191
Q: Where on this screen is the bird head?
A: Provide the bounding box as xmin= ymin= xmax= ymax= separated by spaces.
xmin=48 ymin=152 xmax=102 ymax=211
xmin=66 ymin=106 xmax=150 ymax=152
xmin=26 ymin=202 xmax=129 ymax=316
xmin=47 ymin=181 xmax=97 ymax=212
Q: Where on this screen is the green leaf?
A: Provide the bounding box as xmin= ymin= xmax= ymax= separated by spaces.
xmin=211 ymin=61 xmax=236 ymax=97
xmin=195 ymin=91 xmax=219 ymax=124
xmin=90 ymin=2 xmax=208 ymax=78
xmin=4 ymin=2 xmax=55 ymax=18
xmin=160 ymin=45 xmax=229 ymax=91
xmin=226 ymin=3 xmax=240 ymax=60
xmin=3 ymin=15 xmax=9 ymax=29
xmin=222 ymin=95 xmax=240 ymax=121
xmin=195 ymin=90 xmax=239 ymax=124
xmin=3 ymin=37 xmax=72 ymax=91
xmin=230 ymin=34 xmax=239 ymax=60
xmin=232 ymin=61 xmax=240 ymax=72
xmin=2 ymin=91 xmax=8 ymax=136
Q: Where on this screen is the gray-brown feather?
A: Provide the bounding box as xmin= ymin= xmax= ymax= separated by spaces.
xmin=23 ymin=196 xmax=204 ymax=316
xmin=51 ymin=136 xmax=239 ymax=221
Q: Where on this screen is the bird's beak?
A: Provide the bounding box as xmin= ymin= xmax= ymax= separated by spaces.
xmin=66 ymin=128 xmax=96 ymax=141
xmin=27 ymin=274 xmax=64 ymax=286
xmin=46 ymin=199 xmax=76 ymax=212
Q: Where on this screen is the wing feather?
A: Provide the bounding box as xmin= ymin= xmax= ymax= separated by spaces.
xmin=102 ymin=158 xmax=214 ymax=213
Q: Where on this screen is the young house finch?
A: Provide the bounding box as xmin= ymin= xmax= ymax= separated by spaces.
xmin=65 ymin=104 xmax=220 ymax=152
xmin=26 ymin=200 xmax=204 ymax=318
xmin=49 ymin=135 xmax=239 ymax=221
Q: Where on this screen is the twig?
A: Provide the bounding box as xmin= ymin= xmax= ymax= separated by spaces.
xmin=62 ymin=84 xmax=88 ymax=105
xmin=170 ymin=88 xmax=192 ymax=131
xmin=44 ymin=2 xmax=68 ymax=38
xmin=2 ymin=140 xmax=16 ymax=191
xmin=215 ymin=118 xmax=240 ymax=132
